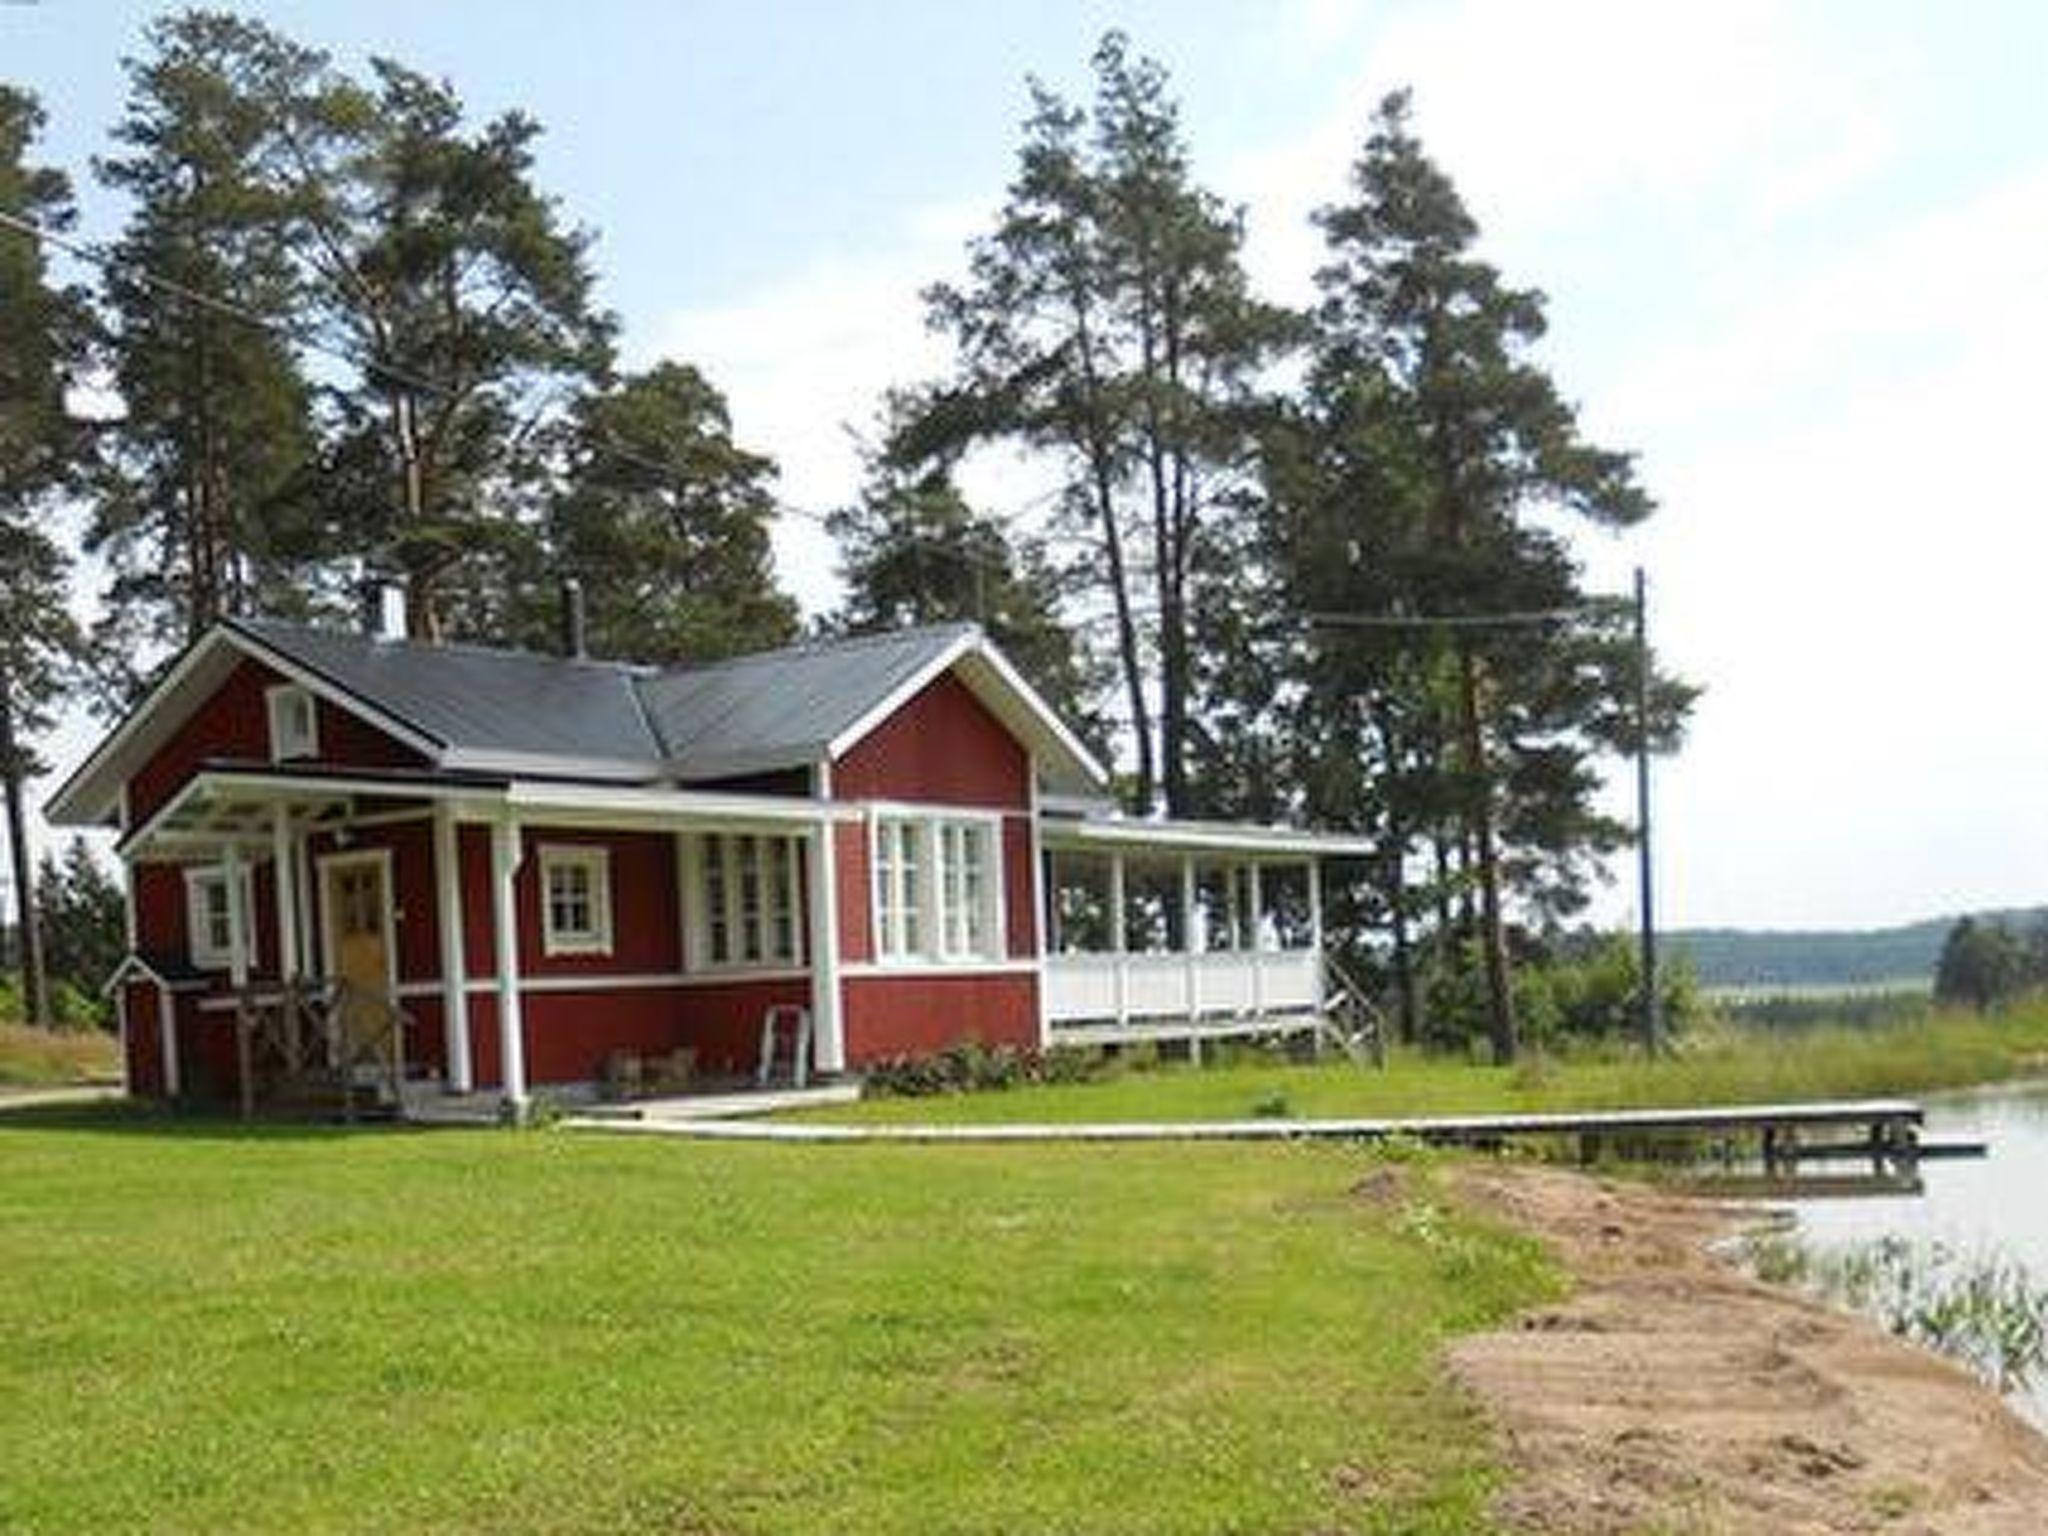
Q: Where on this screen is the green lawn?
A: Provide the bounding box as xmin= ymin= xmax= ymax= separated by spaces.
xmin=817 ymin=1005 xmax=2048 ymax=1127
xmin=0 ymin=1104 xmax=1555 ymax=1534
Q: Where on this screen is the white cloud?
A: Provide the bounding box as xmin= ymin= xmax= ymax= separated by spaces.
xmin=647 ymin=202 xmax=988 ymax=616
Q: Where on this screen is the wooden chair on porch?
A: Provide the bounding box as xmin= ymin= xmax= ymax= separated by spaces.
xmin=327 ymin=978 xmax=410 ymax=1123
xmin=232 ymin=978 xmax=410 ymax=1121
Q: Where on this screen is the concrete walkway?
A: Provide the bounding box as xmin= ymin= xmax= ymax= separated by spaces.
xmin=560 ymin=1098 xmax=1926 ymax=1149
xmin=0 ymin=1085 xmax=124 ymax=1112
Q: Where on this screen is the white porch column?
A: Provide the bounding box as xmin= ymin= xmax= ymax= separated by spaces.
xmin=1307 ymin=858 xmax=1325 ymax=1013
xmin=270 ymin=806 xmax=298 ymax=978
xmin=1248 ymin=862 xmax=1265 ymax=1016
xmin=490 ymin=819 xmax=528 ymax=1110
xmin=808 ymin=817 xmax=845 ymax=1074
xmin=222 ymin=843 xmax=250 ymax=989
xmin=157 ymin=982 xmax=180 ymax=1097
xmin=1181 ymin=853 xmax=1200 ymax=1026
xmin=292 ymin=830 xmax=315 ymax=972
xmin=434 ymin=804 xmax=474 ymax=1093
xmin=1109 ymin=850 xmax=1128 ymax=1028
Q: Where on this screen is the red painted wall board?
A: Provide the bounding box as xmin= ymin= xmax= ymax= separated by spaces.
xmin=122 ymin=983 xmax=163 ymax=1097
xmin=841 ymin=972 xmax=1039 ymax=1063
xmin=133 ymin=864 xmax=185 ymax=954
xmin=127 ymin=654 xmax=429 ymax=825
xmin=1003 ymin=814 xmax=1038 ymax=959
xmin=832 ymin=672 xmax=1029 ymax=809
xmin=462 ymin=978 xmax=810 ymax=1088
xmin=835 ymin=822 xmax=872 ymax=963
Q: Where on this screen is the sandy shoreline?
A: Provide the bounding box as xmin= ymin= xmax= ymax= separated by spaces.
xmin=1449 ymin=1164 xmax=2048 ymax=1533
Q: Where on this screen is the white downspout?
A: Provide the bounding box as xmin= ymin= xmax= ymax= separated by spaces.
xmin=808 ymin=815 xmax=845 ymax=1074
xmin=490 ymin=818 xmax=528 ymax=1113
xmin=434 ymin=804 xmax=473 ymax=1093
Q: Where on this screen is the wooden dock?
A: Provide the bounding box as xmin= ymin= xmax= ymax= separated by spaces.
xmin=568 ymin=1096 xmax=1933 ymax=1168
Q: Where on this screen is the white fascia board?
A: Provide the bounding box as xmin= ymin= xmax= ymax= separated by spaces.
xmin=822 ymin=631 xmax=1110 ymax=793
xmin=46 ymin=623 xmax=451 ymax=829
xmin=227 ymin=626 xmax=445 ymax=760
xmin=119 ymin=769 xmax=508 ymax=862
xmin=955 ymin=643 xmax=1110 ymax=791
xmin=439 ymin=747 xmax=664 ymax=782
xmin=823 ymin=629 xmax=978 ymax=764
xmin=503 ymin=780 xmax=863 ymax=829
xmin=1040 ymin=816 xmax=1378 ymax=859
xmin=668 ymin=745 xmax=830 ymax=783
xmin=45 ymin=631 xmax=240 ymax=827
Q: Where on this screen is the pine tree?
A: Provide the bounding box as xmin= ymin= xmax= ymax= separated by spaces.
xmin=529 ymin=362 xmax=797 ymax=664
xmin=35 ymin=839 xmax=126 ymax=1014
xmin=829 ymin=446 xmax=1105 ymax=745
xmin=906 ymin=34 xmax=1289 ymax=813
xmin=276 ymin=55 xmax=617 ymax=639
xmin=0 ymin=86 xmax=93 ymax=1027
xmin=1296 ymin=93 xmax=1691 ymax=1061
xmin=89 ymin=12 xmax=324 ymax=695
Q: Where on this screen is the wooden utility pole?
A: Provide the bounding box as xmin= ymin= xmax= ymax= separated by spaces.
xmin=1633 ymin=567 xmax=1661 ymax=1055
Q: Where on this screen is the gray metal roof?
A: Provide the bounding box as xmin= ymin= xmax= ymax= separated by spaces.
xmin=231 ymin=616 xmax=982 ymax=779
xmin=232 ymin=617 xmax=662 ymax=769
xmin=636 ymin=624 xmax=976 ymax=775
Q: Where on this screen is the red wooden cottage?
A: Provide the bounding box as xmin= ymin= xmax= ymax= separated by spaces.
xmin=49 ymin=603 xmax=1370 ymax=1112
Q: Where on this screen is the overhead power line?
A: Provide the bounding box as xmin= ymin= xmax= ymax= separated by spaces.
xmin=1307 ymin=606 xmax=1606 ymax=631
xmin=0 ymin=206 xmax=1070 ymax=582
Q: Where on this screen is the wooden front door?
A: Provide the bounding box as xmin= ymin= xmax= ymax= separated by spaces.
xmin=325 ymin=856 xmax=391 ymax=992
xmin=322 ymin=852 xmax=401 ymax=1080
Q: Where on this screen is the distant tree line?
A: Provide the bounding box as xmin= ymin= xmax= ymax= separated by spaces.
xmin=1934 ymin=916 xmax=2048 ymax=1013
xmin=0 ymin=837 xmax=123 ymax=1028
xmin=0 ymin=15 xmax=1694 ymax=1057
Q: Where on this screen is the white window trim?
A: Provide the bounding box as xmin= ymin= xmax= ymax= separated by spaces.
xmin=265 ymin=683 xmax=319 ymax=762
xmin=868 ymin=808 xmax=1006 ymax=966
xmin=538 ymin=844 xmax=614 ymax=957
xmin=682 ymin=832 xmax=805 ymax=973
xmin=184 ymin=865 xmax=259 ymax=971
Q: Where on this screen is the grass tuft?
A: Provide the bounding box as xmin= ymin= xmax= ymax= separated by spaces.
xmin=0 ymin=1023 xmax=121 ymax=1088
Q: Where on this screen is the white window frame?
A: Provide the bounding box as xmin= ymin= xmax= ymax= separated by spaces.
xmin=682 ymin=832 xmax=805 ymax=973
xmin=538 ymin=844 xmax=614 ymax=957
xmin=184 ymin=865 xmax=258 ymax=971
xmin=870 ymin=810 xmax=1005 ymax=965
xmin=265 ymin=684 xmax=319 ymax=761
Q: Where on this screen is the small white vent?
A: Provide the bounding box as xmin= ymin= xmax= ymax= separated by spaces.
xmin=266 ymin=685 xmax=319 ymax=761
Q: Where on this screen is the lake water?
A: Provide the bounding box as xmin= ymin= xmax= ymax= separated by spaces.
xmin=1774 ymin=1079 xmax=2048 ymax=1425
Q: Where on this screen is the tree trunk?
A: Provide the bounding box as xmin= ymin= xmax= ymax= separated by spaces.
xmin=1385 ymin=846 xmax=1418 ymax=1046
xmin=1457 ymin=648 xmax=1516 ymax=1064
xmin=1090 ymin=449 xmax=1153 ymax=811
xmin=0 ymin=701 xmax=49 ymax=1029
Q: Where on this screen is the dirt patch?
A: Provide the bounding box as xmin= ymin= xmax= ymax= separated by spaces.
xmin=1448 ymin=1164 xmax=2048 ymax=1533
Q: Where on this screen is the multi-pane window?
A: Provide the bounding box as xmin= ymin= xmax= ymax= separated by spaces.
xmin=875 ymin=815 xmax=1001 ymax=962
xmin=937 ymin=822 xmax=991 ymax=958
xmin=874 ymin=818 xmax=922 ymax=959
xmin=185 ymin=867 xmax=257 ymax=970
xmin=539 ymin=846 xmax=613 ymax=956
xmin=691 ymin=834 xmax=802 ymax=970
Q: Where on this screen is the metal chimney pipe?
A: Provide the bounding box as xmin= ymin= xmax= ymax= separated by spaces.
xmin=360 ymin=577 xmax=406 ymax=641
xmin=560 ymin=577 xmax=587 ymax=659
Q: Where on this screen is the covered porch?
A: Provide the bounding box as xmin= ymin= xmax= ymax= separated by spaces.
xmin=116 ymin=768 xmax=855 ymax=1115
xmin=1039 ymin=817 xmax=1372 ymax=1044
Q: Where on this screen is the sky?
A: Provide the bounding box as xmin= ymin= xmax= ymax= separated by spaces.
xmin=4 ymin=0 xmax=2046 ymax=933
